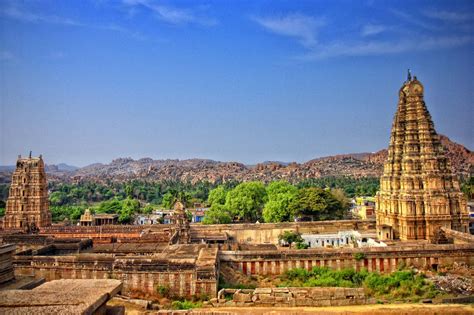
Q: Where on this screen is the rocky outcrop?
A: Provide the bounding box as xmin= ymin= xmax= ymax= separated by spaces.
xmin=0 ymin=135 xmax=471 ymax=185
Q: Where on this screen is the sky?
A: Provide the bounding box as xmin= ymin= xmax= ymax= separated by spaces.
xmin=0 ymin=0 xmax=473 ymax=167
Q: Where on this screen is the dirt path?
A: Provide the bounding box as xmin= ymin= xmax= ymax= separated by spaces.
xmin=192 ymin=304 xmax=473 ymax=315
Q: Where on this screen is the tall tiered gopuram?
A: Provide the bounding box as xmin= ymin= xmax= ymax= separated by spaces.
xmin=3 ymin=154 xmax=51 ymax=229
xmin=376 ymin=73 xmax=468 ymax=242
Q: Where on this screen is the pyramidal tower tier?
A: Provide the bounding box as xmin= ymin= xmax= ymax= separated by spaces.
xmin=375 ymin=74 xmax=469 ymax=242
xmin=4 ymin=154 xmax=52 ymax=229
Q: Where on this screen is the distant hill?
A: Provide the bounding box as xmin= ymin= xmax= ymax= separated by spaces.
xmin=0 ymin=135 xmax=471 ymax=185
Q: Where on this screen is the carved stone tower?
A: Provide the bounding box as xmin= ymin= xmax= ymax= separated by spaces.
xmin=376 ymin=74 xmax=469 ymax=242
xmin=3 ymin=154 xmax=52 ymax=230
xmin=169 ymin=201 xmax=191 ymax=244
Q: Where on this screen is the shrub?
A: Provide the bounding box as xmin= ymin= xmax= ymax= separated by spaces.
xmin=171 ymin=300 xmax=202 ymax=310
xmin=155 ymin=285 xmax=170 ymax=297
xmin=354 ymin=252 xmax=366 ymax=261
xmin=279 ymin=266 xmax=438 ymax=302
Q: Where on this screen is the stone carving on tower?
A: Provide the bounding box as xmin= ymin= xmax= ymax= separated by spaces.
xmin=376 ymin=73 xmax=469 ymax=242
xmin=3 ymin=154 xmax=52 ymax=230
xmin=169 ymin=200 xmax=191 ymax=244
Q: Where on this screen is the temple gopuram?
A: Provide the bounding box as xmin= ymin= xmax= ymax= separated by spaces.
xmin=3 ymin=154 xmax=51 ymax=230
xmin=376 ymin=72 xmax=469 ymax=242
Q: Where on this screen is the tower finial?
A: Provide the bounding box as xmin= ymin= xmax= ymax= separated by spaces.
xmin=29 ymin=151 xmax=32 ymax=158
xmin=407 ymin=69 xmax=412 ymax=81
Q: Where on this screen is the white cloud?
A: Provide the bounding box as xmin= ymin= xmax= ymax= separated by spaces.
xmin=123 ymin=0 xmax=217 ymax=26
xmin=1 ymin=4 xmax=146 ymax=40
xmin=390 ymin=8 xmax=440 ymax=31
xmin=1 ymin=6 xmax=82 ymax=26
xmin=361 ymin=24 xmax=386 ymax=37
xmin=251 ymin=13 xmax=325 ymax=48
xmin=423 ymin=9 xmax=473 ymax=23
xmin=302 ymin=35 xmax=474 ymax=60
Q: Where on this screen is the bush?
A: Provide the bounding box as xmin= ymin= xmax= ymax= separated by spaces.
xmin=354 ymin=252 xmax=366 ymax=261
xmin=155 ymin=285 xmax=169 ymax=297
xmin=279 ymin=266 xmax=438 ymax=301
xmin=171 ymin=300 xmax=202 ymax=310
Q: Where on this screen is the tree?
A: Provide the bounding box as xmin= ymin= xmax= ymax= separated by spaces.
xmin=263 ymin=181 xmax=298 ymax=223
xmin=119 ymin=198 xmax=140 ymax=223
xmin=278 ymin=231 xmax=304 ymax=249
xmin=202 ymin=204 xmax=232 ymax=224
xmin=208 ymin=186 xmax=227 ymax=206
xmin=290 ymin=187 xmax=344 ymax=221
xmin=225 ymin=182 xmax=267 ymax=222
xmin=142 ymin=204 xmax=155 ymax=214
xmin=162 ymin=192 xmax=176 ymax=209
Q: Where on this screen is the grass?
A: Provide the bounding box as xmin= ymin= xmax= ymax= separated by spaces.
xmin=171 ymin=300 xmax=202 ymax=310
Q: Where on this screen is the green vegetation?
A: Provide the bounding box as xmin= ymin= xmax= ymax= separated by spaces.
xmin=155 ymin=285 xmax=170 ymax=297
xmin=0 ymin=176 xmax=394 ymax=224
xmin=171 ymin=300 xmax=202 ymax=310
xmin=203 ymin=181 xmax=350 ymax=224
xmin=298 ymin=176 xmax=380 ymax=197
xmin=354 ymin=252 xmax=366 ymax=261
xmin=279 ymin=266 xmax=438 ymax=302
xmin=461 ymin=176 xmax=473 ymax=200
xmin=278 ymin=231 xmax=305 ymax=249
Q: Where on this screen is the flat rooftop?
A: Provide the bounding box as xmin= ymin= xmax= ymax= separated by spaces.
xmin=0 ymin=279 xmax=122 ymax=314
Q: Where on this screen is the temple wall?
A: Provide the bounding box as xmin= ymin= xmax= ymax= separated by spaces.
xmin=219 ymin=243 xmax=474 ymax=276
xmin=190 ymin=220 xmax=375 ymax=244
xmin=13 ymin=254 xmax=218 ymax=299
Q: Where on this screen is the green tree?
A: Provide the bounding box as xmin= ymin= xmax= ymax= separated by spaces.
xmin=208 ymin=186 xmax=227 ymax=206
xmin=278 ymin=231 xmax=304 ymax=248
xmin=142 ymin=204 xmax=155 ymax=214
xmin=263 ymin=181 xmax=298 ymax=223
xmin=119 ymin=198 xmax=140 ymax=223
xmin=290 ymin=187 xmax=344 ymax=220
xmin=202 ymin=204 xmax=232 ymax=224
xmin=225 ymin=181 xmax=267 ymax=222
xmin=161 ymin=192 xmax=176 ymax=209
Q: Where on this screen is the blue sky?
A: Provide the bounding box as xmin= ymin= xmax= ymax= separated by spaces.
xmin=0 ymin=0 xmax=473 ymax=166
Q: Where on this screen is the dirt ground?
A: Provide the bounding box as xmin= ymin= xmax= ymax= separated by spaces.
xmin=106 ymin=301 xmax=474 ymax=315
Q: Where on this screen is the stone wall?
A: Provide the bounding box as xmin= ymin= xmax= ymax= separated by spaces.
xmin=0 ymin=244 xmax=15 ymax=284
xmin=189 ymin=220 xmax=375 ymax=244
xmin=441 ymin=227 xmax=474 ymax=244
xmin=212 ymin=287 xmax=367 ymax=307
xmin=13 ymin=246 xmax=218 ymax=299
xmin=220 ymin=243 xmax=474 ymax=276
xmin=39 ymin=225 xmax=144 ymax=241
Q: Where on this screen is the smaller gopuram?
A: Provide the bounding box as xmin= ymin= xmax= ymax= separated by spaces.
xmin=3 ymin=153 xmax=52 ymax=230
xmin=169 ymin=201 xmax=191 ymax=244
xmin=376 ymin=73 xmax=469 ymax=242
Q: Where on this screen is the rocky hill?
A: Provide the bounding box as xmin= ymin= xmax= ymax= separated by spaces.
xmin=0 ymin=135 xmax=471 ymax=185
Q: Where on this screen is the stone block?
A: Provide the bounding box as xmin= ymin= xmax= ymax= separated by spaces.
xmin=273 ymin=288 xmax=289 ymax=293
xmin=234 ymin=292 xmax=252 ymax=303
xmin=254 ymin=288 xmax=272 ymax=294
xmin=258 ymin=294 xmax=275 ymax=303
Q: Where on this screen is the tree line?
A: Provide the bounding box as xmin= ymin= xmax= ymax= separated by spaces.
xmin=0 ymin=176 xmax=388 ymax=223
xmin=202 ymin=181 xmax=350 ymax=224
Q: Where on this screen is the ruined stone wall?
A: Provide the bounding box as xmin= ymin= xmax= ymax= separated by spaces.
xmin=13 ymin=249 xmax=218 ymax=299
xmin=213 ymin=287 xmax=367 ymax=307
xmin=441 ymin=227 xmax=474 ymax=244
xmin=220 ymin=243 xmax=474 ymax=276
xmin=189 ymin=220 xmax=375 ymax=244
xmin=39 ymin=225 xmax=144 ymax=241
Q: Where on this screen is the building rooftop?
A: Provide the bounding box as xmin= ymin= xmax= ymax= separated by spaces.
xmin=0 ymin=279 xmax=122 ymax=314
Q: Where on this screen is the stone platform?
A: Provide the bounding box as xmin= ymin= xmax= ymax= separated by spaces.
xmin=0 ymin=279 xmax=122 ymax=314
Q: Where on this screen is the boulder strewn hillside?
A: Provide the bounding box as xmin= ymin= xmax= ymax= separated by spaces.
xmin=0 ymin=135 xmax=471 ymax=185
